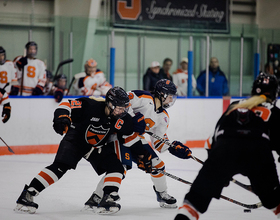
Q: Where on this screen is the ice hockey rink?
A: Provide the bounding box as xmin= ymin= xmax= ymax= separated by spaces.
xmin=1 ymin=148 xmax=280 ymax=220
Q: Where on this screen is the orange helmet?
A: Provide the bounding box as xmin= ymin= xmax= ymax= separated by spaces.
xmin=84 ymin=59 xmax=97 ymax=75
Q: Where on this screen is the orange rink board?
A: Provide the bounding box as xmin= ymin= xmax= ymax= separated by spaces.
xmin=0 ymin=141 xmax=205 ymax=156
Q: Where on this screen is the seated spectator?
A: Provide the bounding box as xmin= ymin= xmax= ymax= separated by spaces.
xmin=196 ymin=57 xmax=229 ymax=96
xmin=173 ymin=57 xmax=196 ymax=96
xmin=160 ymin=58 xmax=173 ymax=81
xmin=143 ymin=61 xmax=167 ymax=92
xmin=73 ymin=59 xmax=111 ymax=96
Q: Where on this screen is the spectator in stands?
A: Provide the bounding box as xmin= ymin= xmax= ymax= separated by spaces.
xmin=160 ymin=58 xmax=173 ymax=81
xmin=173 ymin=57 xmax=197 ymax=96
xmin=196 ymin=57 xmax=229 ymax=96
xmin=143 ymin=61 xmax=168 ymax=92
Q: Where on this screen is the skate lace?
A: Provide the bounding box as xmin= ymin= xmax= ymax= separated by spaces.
xmin=159 ymin=191 xmax=172 ymax=200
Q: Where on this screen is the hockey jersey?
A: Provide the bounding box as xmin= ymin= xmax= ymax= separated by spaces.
xmin=55 ymin=97 xmax=138 ymax=149
xmin=173 ymin=68 xmax=197 ymax=96
xmin=0 ymin=60 xmax=17 ymax=94
xmin=14 ymin=56 xmax=46 ymax=96
xmin=127 ymin=90 xmax=171 ymax=153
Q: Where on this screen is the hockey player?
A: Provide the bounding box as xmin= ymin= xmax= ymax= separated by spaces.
xmin=0 ymin=86 xmax=11 ymax=123
xmin=0 ymin=46 xmax=18 ymax=94
xmin=72 ymin=58 xmax=111 ymax=96
xmin=175 ymin=72 xmax=280 ymax=220
xmin=14 ymin=86 xmax=152 ymax=215
xmin=46 ymin=74 xmax=68 ymax=102
xmin=11 ymin=41 xmax=46 ymax=96
xmin=43 ymin=70 xmax=53 ymax=95
xmin=84 ymin=79 xmax=192 ymax=210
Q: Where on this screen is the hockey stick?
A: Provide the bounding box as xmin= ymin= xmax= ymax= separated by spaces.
xmin=53 ymin=58 xmax=74 ymax=81
xmin=155 ymin=169 xmax=262 ymax=209
xmin=0 ymin=137 xmax=15 ymax=154
xmin=146 ymin=131 xmax=253 ymax=192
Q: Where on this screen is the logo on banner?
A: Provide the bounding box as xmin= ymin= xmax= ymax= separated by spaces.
xmin=86 ymin=125 xmax=109 ymax=146
xmin=117 ymin=0 xmax=142 ymax=20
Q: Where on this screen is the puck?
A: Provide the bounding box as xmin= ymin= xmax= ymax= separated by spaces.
xmin=244 ymin=209 xmax=251 ymax=213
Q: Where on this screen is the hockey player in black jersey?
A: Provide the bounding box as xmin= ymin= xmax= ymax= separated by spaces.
xmin=14 ymin=86 xmax=151 ymax=215
xmin=175 ymin=72 xmax=280 ymax=220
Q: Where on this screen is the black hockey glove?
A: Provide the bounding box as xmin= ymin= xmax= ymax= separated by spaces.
xmin=32 ymin=85 xmax=43 ymax=95
xmin=54 ymin=88 xmax=64 ymax=103
xmin=0 ymin=87 xmax=6 ymax=96
xmin=53 ymin=115 xmax=71 ymax=135
xmin=137 ymin=151 xmax=152 ymax=173
xmin=10 ymin=86 xmax=19 ymax=96
xmin=168 ymin=141 xmax=192 ymax=159
xmin=2 ymin=103 xmax=11 ymax=123
xmin=16 ymin=56 xmax=28 ymax=69
xmin=132 ymin=113 xmax=146 ymax=135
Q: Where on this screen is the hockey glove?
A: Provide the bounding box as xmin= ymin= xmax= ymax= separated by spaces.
xmin=16 ymin=56 xmax=28 ymax=69
xmin=53 ymin=115 xmax=71 ymax=135
xmin=54 ymin=89 xmax=64 ymax=103
xmin=10 ymin=86 xmax=19 ymax=96
xmin=137 ymin=151 xmax=152 ymax=173
xmin=32 ymin=85 xmax=43 ymax=95
xmin=2 ymin=103 xmax=11 ymax=123
xmin=168 ymin=141 xmax=192 ymax=159
xmin=132 ymin=113 xmax=146 ymax=135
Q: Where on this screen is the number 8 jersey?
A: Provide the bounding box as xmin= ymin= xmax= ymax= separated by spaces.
xmin=14 ymin=56 xmax=46 ymax=96
xmin=127 ymin=90 xmax=171 ymax=153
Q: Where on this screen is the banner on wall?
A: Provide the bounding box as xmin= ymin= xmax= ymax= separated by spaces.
xmin=113 ymin=0 xmax=229 ymax=33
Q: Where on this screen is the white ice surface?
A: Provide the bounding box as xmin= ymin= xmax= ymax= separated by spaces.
xmin=0 ymin=148 xmax=279 ymax=220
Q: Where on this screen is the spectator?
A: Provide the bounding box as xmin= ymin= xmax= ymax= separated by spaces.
xmin=11 ymin=41 xmax=46 ymax=96
xmin=143 ymin=61 xmax=166 ymax=92
xmin=173 ymin=57 xmax=197 ymax=96
xmin=160 ymin=58 xmax=173 ymax=81
xmin=0 ymin=46 xmax=18 ymax=94
xmin=196 ymin=57 xmax=229 ymax=96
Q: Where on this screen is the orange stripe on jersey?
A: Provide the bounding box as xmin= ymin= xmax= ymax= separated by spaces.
xmin=114 ymin=140 xmax=121 ymax=160
xmin=162 ymin=110 xmax=169 ymax=118
xmin=124 ymin=132 xmax=138 ymax=144
xmin=38 ymin=171 xmax=54 ymax=185
xmin=139 ymin=94 xmax=154 ymax=101
xmin=104 ymin=177 xmax=122 ymax=184
xmin=59 ymin=102 xmax=71 ymax=108
xmin=156 ymin=143 xmax=165 ymax=152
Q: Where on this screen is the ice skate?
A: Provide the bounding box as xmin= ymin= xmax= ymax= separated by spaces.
xmin=14 ymin=185 xmax=38 ymax=214
xmin=153 ymin=185 xmax=177 ymax=208
xmin=82 ymin=192 xmax=101 ymax=212
xmin=96 ymin=193 xmax=121 ymax=214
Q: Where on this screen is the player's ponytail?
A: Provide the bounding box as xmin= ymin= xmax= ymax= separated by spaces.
xmin=226 ymin=95 xmax=267 ymax=115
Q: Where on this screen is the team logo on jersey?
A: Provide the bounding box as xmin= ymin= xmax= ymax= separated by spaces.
xmin=90 ymin=117 xmax=100 ymax=122
xmin=85 ymin=125 xmax=109 ymax=146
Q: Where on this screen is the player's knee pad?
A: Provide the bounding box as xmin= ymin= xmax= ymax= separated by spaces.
xmin=46 ymin=161 xmax=72 ymax=179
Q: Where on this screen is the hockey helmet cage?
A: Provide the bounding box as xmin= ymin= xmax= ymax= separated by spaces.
xmin=46 ymin=70 xmax=53 ymax=80
xmin=154 ymin=79 xmax=177 ymax=109
xmin=25 ymin=41 xmax=37 ymax=57
xmin=0 ymin=46 xmax=6 ymax=65
xmin=251 ymin=72 xmax=279 ymax=103
xmin=105 ymin=86 xmax=130 ymax=118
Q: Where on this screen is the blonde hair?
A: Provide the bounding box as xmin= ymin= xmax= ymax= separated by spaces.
xmin=226 ymin=95 xmax=267 ymax=115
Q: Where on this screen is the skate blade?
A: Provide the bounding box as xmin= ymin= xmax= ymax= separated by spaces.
xmin=80 ymin=205 xmax=97 ymax=212
xmin=96 ymin=207 xmax=120 ymax=215
xmin=14 ymin=204 xmax=37 ymax=214
xmin=159 ymin=202 xmax=178 ymax=209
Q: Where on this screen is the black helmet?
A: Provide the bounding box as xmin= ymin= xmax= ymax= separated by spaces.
xmin=0 ymin=46 xmax=6 ymax=65
xmin=154 ymin=79 xmax=177 ymax=109
xmin=25 ymin=41 xmax=38 ymax=57
xmin=251 ymin=72 xmax=279 ymax=103
xmin=105 ymin=86 xmax=130 ymax=118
